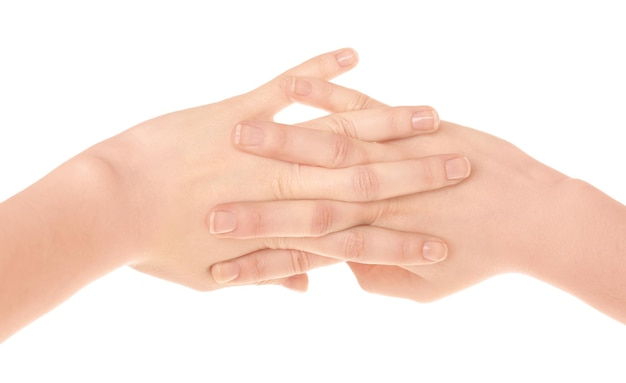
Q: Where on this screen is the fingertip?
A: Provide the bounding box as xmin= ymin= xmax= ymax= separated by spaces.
xmin=422 ymin=241 xmax=448 ymax=263
xmin=285 ymin=76 xmax=313 ymax=97
xmin=282 ymin=274 xmax=309 ymax=292
xmin=232 ymin=122 xmax=265 ymax=147
xmin=411 ymin=106 xmax=440 ymax=133
xmin=208 ymin=210 xmax=238 ymax=235
xmin=211 ymin=262 xmax=241 ymax=284
xmin=431 ymin=107 xmax=441 ymax=132
xmin=335 ymin=48 xmax=359 ymax=68
xmin=445 ymin=156 xmax=471 ymax=181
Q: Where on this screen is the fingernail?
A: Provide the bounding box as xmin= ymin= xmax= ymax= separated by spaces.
xmin=412 ymin=109 xmax=439 ymax=131
xmin=335 ymin=49 xmax=357 ymax=67
xmin=234 ymin=123 xmax=264 ymax=146
xmin=209 ymin=211 xmax=237 ymax=234
xmin=445 ymin=157 xmax=471 ymax=180
xmin=423 ymin=241 xmax=448 ymax=262
xmin=213 ymin=262 xmax=240 ymax=284
xmin=290 ymin=77 xmax=312 ymax=96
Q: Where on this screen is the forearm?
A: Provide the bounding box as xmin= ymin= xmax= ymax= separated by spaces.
xmin=528 ymin=179 xmax=626 ymax=322
xmin=0 ymin=156 xmax=128 ymax=342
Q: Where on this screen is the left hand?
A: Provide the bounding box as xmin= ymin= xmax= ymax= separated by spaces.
xmin=78 ymin=50 xmax=465 ymax=294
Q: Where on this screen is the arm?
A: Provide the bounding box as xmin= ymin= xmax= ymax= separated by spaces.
xmin=210 ymin=79 xmax=626 ymax=324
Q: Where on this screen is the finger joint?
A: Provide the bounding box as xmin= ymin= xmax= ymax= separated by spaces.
xmin=352 ymin=166 xmax=380 ymax=201
xmin=311 ymin=202 xmax=335 ymax=236
xmin=343 ymin=231 xmax=367 ymax=262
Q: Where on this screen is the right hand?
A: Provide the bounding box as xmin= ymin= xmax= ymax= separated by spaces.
xmin=208 ymin=79 xmax=581 ymax=303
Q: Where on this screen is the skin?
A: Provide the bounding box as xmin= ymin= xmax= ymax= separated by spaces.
xmin=0 ymin=50 xmax=469 ymax=342
xmin=210 ymin=78 xmax=626 ymax=324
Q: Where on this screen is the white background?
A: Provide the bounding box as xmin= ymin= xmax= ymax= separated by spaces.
xmin=1 ymin=1 xmax=626 ymax=382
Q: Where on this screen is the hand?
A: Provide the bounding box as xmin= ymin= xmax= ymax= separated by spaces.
xmin=209 ymin=78 xmax=614 ymax=308
xmin=78 ymin=51 xmax=468 ymax=293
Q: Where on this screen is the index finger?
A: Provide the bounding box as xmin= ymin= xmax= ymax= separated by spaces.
xmin=285 ymin=76 xmax=388 ymax=113
xmin=231 ymin=48 xmax=360 ymax=119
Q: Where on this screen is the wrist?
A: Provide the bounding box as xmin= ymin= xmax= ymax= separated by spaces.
xmin=524 ymin=178 xmax=626 ymax=321
xmin=0 ymin=154 xmax=129 ymax=341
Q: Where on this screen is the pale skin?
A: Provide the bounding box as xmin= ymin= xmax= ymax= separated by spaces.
xmin=210 ymin=78 xmax=626 ymax=324
xmin=0 ymin=50 xmax=469 ymax=342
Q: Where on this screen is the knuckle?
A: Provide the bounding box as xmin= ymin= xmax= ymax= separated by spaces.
xmin=330 ymin=114 xmax=359 ymax=139
xmin=288 ymin=249 xmax=312 ymax=275
xmin=417 ymin=160 xmax=438 ymax=189
xmin=399 ymin=237 xmax=420 ymax=264
xmin=247 ymin=255 xmax=266 ymax=283
xmin=328 ymin=134 xmax=352 ymax=167
xmin=370 ymin=198 xmax=401 ymax=226
xmin=385 ymin=109 xmax=403 ymax=135
xmin=342 ymin=231 xmax=367 ymax=262
xmin=352 ymin=166 xmax=380 ymax=201
xmin=311 ymin=202 xmax=335 ymax=236
xmin=345 ymin=92 xmax=373 ymax=111
xmin=250 ymin=210 xmax=267 ymax=237
xmin=271 ymin=164 xmax=300 ymax=199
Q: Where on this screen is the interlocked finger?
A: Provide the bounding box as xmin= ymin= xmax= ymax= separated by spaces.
xmin=233 ymin=106 xmax=440 ymax=168
xmin=232 ymin=48 xmax=360 ymax=119
xmin=285 ymin=76 xmax=387 ymax=113
xmin=211 ymin=249 xmax=339 ymax=285
xmin=271 ymin=154 xmax=471 ymax=202
xmin=266 ymin=226 xmax=448 ymax=266
xmin=209 ymin=200 xmax=372 ymax=238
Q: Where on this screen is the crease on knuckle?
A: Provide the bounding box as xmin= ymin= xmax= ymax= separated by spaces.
xmin=250 ymin=210 xmax=266 ymax=238
xmin=330 ymin=114 xmax=359 ymax=139
xmin=399 ymin=236 xmax=419 ymax=264
xmin=328 ymin=134 xmax=352 ymax=168
xmin=247 ymin=256 xmax=266 ymax=284
xmin=311 ymin=202 xmax=335 ymax=236
xmin=386 ymin=109 xmax=403 ymax=135
xmin=288 ymin=249 xmax=312 ymax=275
xmin=369 ymin=198 xmax=399 ymax=226
xmin=271 ymin=164 xmax=300 ymax=199
xmin=345 ymin=92 xmax=373 ymax=111
xmin=418 ymin=160 xmax=438 ymax=189
xmin=343 ymin=231 xmax=367 ymax=262
xmin=352 ymin=166 xmax=380 ymax=201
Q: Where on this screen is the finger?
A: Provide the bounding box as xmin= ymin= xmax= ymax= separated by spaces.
xmin=282 ymin=273 xmax=309 ymax=292
xmin=269 ymin=154 xmax=471 ymax=202
xmin=299 ymin=105 xmax=439 ymax=141
xmin=211 ymin=249 xmax=339 ymax=286
xmin=209 ymin=200 xmax=373 ymax=238
xmin=231 ymin=48 xmax=359 ymax=119
xmin=233 ymin=120 xmax=386 ymax=166
xmin=267 ymin=226 xmax=449 ymax=266
xmin=233 ymin=106 xmax=439 ymax=166
xmin=285 ymin=76 xmax=388 ymax=112
xmin=347 ymin=263 xmax=436 ymax=301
